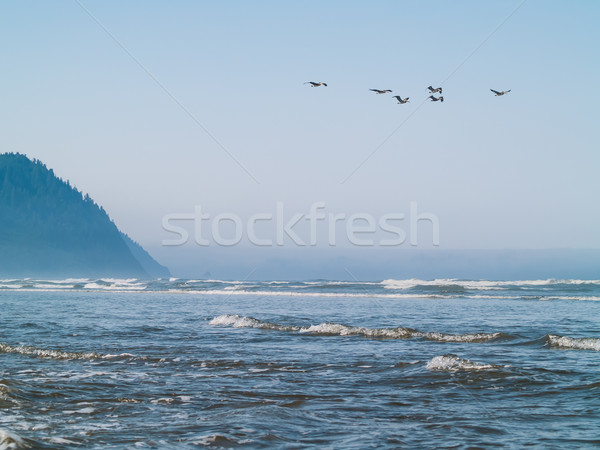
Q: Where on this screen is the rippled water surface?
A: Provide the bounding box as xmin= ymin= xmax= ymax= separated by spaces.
xmin=0 ymin=279 xmax=599 ymax=448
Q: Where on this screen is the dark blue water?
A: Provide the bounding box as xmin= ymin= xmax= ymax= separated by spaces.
xmin=0 ymin=279 xmax=599 ymax=448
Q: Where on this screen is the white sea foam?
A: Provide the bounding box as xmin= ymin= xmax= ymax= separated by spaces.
xmin=209 ymin=314 xmax=296 ymax=332
xmin=298 ymin=323 xmax=415 ymax=338
xmin=548 ymin=335 xmax=600 ymax=351
xmin=151 ymin=398 xmax=174 ymax=404
xmin=189 ymin=434 xmax=252 ymax=446
xmin=99 ymin=278 xmax=138 ymax=283
xmin=103 ymin=353 xmax=136 ymax=359
xmin=422 ymin=331 xmax=503 ymax=343
xmin=0 ymin=428 xmax=27 ymax=450
xmin=0 ymin=342 xmax=140 ymax=361
xmin=0 ymin=342 xmax=102 ymax=360
xmin=426 ymin=354 xmax=497 ymax=372
xmin=544 ymin=296 xmax=600 ymax=301
xmin=46 ymin=437 xmax=79 ymax=445
xmin=382 ymin=278 xmax=600 ymax=290
xmin=56 ymin=278 xmax=90 ymax=283
xmin=195 ymin=289 xmax=438 ymax=299
xmin=210 ymin=315 xmax=503 ymax=342
xmin=203 ymin=279 xmax=247 ymax=284
xmin=4 ymin=278 xmax=599 ymax=302
xmin=28 ymin=283 xmax=73 ymax=289
xmin=64 ymin=407 xmax=95 ymax=415
xmin=84 ymin=281 xmax=147 ymax=291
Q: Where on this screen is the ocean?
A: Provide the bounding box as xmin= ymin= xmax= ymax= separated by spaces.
xmin=0 ymin=278 xmax=599 ymax=448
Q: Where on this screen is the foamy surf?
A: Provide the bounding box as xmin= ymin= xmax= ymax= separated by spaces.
xmin=0 ymin=342 xmax=140 ymax=361
xmin=209 ymin=315 xmax=504 ymax=342
xmin=1 ymin=282 xmax=598 ymax=448
xmin=0 ymin=428 xmax=28 ymax=450
xmin=1 ymin=278 xmax=599 ymax=301
xmin=180 ymin=289 xmax=440 ymax=299
xmin=547 ymin=335 xmax=600 ymax=351
xmin=209 ymin=314 xmax=298 ymax=332
xmin=382 ymin=278 xmax=600 ymax=290
xmin=426 ymin=354 xmax=498 ymax=372
xmin=189 ymin=434 xmax=253 ymax=447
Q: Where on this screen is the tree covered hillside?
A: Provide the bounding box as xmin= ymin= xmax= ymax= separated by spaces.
xmin=0 ymin=153 xmax=169 ymax=278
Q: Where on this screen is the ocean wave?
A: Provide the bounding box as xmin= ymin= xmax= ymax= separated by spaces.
xmin=383 ymin=278 xmax=494 ymax=290
xmin=0 ymin=428 xmax=29 ymax=450
xmin=184 ymin=289 xmax=442 ymax=299
xmin=210 ymin=315 xmax=504 ymax=343
xmin=56 ymin=278 xmax=90 ymax=283
xmin=99 ymin=278 xmax=138 ymax=283
xmin=26 ymin=283 xmax=74 ymax=289
xmin=1 ymin=278 xmax=599 ymax=301
xmin=202 ymin=279 xmax=248 ymax=284
xmin=542 ymin=296 xmax=600 ymax=301
xmin=209 ymin=314 xmax=298 ymax=332
xmin=298 ymin=323 xmax=416 ymax=338
xmin=189 ymin=434 xmax=253 ymax=447
xmin=0 ymin=342 xmax=140 ymax=361
xmin=83 ymin=281 xmax=147 ymax=291
xmin=547 ymin=335 xmax=600 ymax=351
xmin=0 ymin=342 xmax=102 ymax=360
xmin=426 ymin=354 xmax=498 ymax=372
xmin=46 ymin=437 xmax=80 ymax=446
xmin=382 ymin=278 xmax=600 ymax=290
xmin=421 ymin=331 xmax=505 ymax=343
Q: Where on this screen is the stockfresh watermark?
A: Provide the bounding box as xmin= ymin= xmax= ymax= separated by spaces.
xmin=162 ymin=201 xmax=439 ymax=247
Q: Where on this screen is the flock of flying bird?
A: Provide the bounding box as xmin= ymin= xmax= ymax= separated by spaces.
xmin=304 ymin=81 xmax=511 ymax=103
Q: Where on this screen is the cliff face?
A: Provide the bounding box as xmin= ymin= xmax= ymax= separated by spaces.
xmin=0 ymin=153 xmax=170 ymax=278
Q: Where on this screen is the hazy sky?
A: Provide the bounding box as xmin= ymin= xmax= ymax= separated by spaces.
xmin=2 ymin=1 xmax=599 ymax=276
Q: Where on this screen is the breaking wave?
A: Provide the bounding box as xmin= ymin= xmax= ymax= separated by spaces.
xmin=0 ymin=278 xmax=599 ymax=302
xmin=382 ymin=278 xmax=600 ymax=290
xmin=0 ymin=428 xmax=29 ymax=450
xmin=547 ymin=335 xmax=600 ymax=351
xmin=209 ymin=315 xmax=505 ymax=343
xmin=0 ymin=342 xmax=138 ymax=361
xmin=426 ymin=354 xmax=499 ymax=372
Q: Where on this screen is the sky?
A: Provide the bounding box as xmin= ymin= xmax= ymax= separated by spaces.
xmin=2 ymin=1 xmax=599 ymax=278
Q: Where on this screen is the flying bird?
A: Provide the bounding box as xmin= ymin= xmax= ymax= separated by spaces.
xmin=428 ymin=95 xmax=444 ymax=102
xmin=427 ymin=86 xmax=442 ymax=94
xmin=393 ymin=95 xmax=410 ymax=104
xmin=304 ymin=82 xmax=328 ymax=87
xmin=370 ymin=89 xmax=393 ymax=94
xmin=490 ymin=89 xmax=511 ymax=96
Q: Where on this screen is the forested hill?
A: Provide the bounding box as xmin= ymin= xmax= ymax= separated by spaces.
xmin=0 ymin=153 xmax=170 ymax=278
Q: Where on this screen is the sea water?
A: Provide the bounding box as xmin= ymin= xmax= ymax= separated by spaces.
xmin=0 ymin=278 xmax=599 ymax=448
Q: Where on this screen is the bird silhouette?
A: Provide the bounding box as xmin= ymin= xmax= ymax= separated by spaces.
xmin=304 ymin=82 xmax=328 ymax=87
xmin=427 ymin=86 xmax=442 ymax=94
xmin=370 ymin=89 xmax=393 ymax=94
xmin=428 ymin=95 xmax=444 ymax=102
xmin=490 ymin=89 xmax=511 ymax=96
xmin=393 ymin=95 xmax=410 ymax=104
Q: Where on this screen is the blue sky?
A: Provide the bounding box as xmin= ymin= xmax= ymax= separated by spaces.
xmin=2 ymin=1 xmax=599 ymax=277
